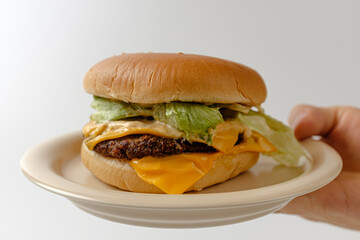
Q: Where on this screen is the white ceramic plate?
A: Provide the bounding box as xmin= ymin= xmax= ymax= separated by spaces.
xmin=21 ymin=131 xmax=342 ymax=228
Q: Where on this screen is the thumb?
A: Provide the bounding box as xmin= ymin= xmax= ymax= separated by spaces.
xmin=288 ymin=105 xmax=338 ymax=140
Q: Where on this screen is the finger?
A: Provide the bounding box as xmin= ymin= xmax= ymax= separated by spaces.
xmin=288 ymin=105 xmax=338 ymax=140
xmin=278 ymin=172 xmax=360 ymax=230
xmin=278 ymin=194 xmax=333 ymax=226
xmin=278 ymin=194 xmax=316 ymax=216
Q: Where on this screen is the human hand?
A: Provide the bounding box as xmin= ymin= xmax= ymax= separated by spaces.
xmin=278 ymin=105 xmax=360 ymax=230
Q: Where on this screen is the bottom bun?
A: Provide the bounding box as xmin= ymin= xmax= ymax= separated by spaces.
xmin=81 ymin=142 xmax=259 ymax=193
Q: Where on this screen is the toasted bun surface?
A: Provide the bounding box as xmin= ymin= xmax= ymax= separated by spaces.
xmin=81 ymin=142 xmax=259 ymax=193
xmin=83 ymin=53 xmax=266 ymax=105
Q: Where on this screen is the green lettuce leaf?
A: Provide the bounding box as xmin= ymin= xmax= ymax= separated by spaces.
xmin=153 ymin=102 xmax=224 ymax=143
xmin=237 ymin=110 xmax=309 ymax=166
xmin=90 ymin=96 xmax=152 ymax=122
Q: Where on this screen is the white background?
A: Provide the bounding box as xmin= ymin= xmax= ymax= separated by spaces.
xmin=1 ymin=0 xmax=360 ymax=239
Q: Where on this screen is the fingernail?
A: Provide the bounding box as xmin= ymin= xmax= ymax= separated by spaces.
xmin=289 ymin=110 xmax=308 ymax=130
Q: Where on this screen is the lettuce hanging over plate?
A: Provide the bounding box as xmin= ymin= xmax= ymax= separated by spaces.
xmin=237 ymin=110 xmax=309 ymax=166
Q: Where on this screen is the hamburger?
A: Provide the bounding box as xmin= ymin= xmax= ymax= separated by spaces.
xmin=81 ymin=53 xmax=307 ymax=194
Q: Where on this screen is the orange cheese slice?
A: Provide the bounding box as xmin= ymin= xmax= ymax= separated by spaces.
xmin=129 ymin=152 xmax=221 ymax=194
xmin=232 ymin=131 xmax=276 ymax=154
xmin=211 ymin=120 xmax=247 ymax=152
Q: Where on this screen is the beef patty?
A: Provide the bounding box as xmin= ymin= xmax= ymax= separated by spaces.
xmin=93 ymin=133 xmax=244 ymax=160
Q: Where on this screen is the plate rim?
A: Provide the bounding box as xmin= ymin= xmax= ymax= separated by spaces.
xmin=21 ymin=131 xmax=343 ymax=209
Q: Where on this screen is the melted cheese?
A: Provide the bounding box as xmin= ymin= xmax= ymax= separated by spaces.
xmin=211 ymin=120 xmax=248 ymax=153
xmin=129 ymin=152 xmax=221 ymax=194
xmin=83 ymin=120 xmax=277 ymax=194
xmin=232 ymin=131 xmax=276 ymax=154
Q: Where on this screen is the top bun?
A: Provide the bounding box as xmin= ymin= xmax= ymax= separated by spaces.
xmin=83 ymin=53 xmax=266 ymax=105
